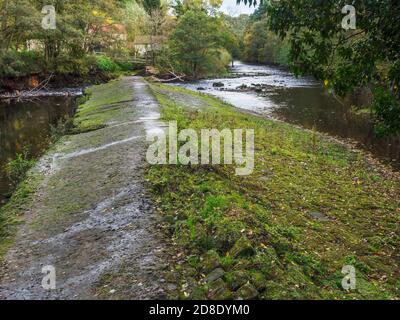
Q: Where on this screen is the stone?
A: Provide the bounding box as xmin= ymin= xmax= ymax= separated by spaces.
xmin=225 ymin=270 xmax=249 ymax=290
xmin=236 ymin=283 xmax=259 ymax=300
xmin=228 ymin=236 xmax=255 ymax=258
xmin=197 ymin=87 xmax=206 ymax=91
xmin=207 ymin=278 xmax=232 ymax=300
xmin=250 ymin=272 xmax=266 ymax=291
xmin=308 ymin=211 xmax=331 ymax=222
xmin=201 ymin=250 xmax=220 ymax=273
xmin=204 ymin=268 xmax=225 ymax=283
xmin=212 ymin=82 xmax=224 ymax=88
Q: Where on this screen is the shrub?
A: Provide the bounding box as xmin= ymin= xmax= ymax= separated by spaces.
xmin=0 ymin=50 xmax=45 ymax=77
xmin=49 ymin=117 xmax=74 ymax=142
xmin=5 ymin=150 xmax=36 ymax=187
xmin=95 ymin=55 xmax=120 ymax=73
xmin=55 ymin=53 xmax=98 ymax=76
xmin=372 ymin=87 xmax=400 ymax=135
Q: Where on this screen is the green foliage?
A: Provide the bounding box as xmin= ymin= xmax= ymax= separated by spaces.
xmin=168 ymin=10 xmax=233 ymax=79
xmin=95 ymin=55 xmax=120 ymax=73
xmin=0 ymin=50 xmax=45 ymax=77
xmin=5 ymin=150 xmax=36 ymax=187
xmin=372 ymin=88 xmax=400 ymax=136
xmin=240 ymin=1 xmax=289 ymax=65
xmin=0 ymin=0 xmax=130 ymax=79
xmin=238 ymin=0 xmax=400 ymax=134
xmin=142 ymin=0 xmax=161 ymax=14
xmin=242 ymin=0 xmax=400 ymax=134
xmin=148 ymin=83 xmax=400 ymax=299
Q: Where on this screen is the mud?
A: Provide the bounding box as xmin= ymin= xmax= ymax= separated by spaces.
xmin=0 ymin=77 xmax=175 ymax=300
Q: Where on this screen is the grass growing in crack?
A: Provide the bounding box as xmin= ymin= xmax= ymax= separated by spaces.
xmin=4 ymin=149 xmax=36 ymax=187
xmin=147 ymin=83 xmax=400 ymax=300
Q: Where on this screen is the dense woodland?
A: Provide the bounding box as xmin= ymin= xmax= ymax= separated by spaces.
xmin=1 ymin=0 xmax=400 ymax=134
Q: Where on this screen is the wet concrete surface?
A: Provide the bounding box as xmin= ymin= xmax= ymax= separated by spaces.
xmin=0 ymin=77 xmax=174 ymax=299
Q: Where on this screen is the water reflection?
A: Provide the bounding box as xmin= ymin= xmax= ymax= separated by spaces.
xmin=0 ymin=97 xmax=76 ymax=205
xmin=173 ymin=61 xmax=400 ymax=169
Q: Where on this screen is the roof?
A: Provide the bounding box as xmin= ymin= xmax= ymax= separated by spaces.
xmin=100 ymin=24 xmax=126 ymax=33
xmin=133 ymin=35 xmax=166 ymax=45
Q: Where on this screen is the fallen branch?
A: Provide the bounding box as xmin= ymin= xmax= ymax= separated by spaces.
xmin=150 ymin=69 xmax=187 ymax=83
xmin=30 ymin=73 xmax=54 ymax=92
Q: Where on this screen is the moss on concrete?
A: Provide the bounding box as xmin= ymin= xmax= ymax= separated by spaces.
xmin=147 ymin=83 xmax=400 ymax=300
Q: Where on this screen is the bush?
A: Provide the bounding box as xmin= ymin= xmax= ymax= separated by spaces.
xmin=372 ymin=88 xmax=400 ymax=135
xmin=49 ymin=117 xmax=74 ymax=142
xmin=5 ymin=150 xmax=36 ymax=187
xmin=0 ymin=50 xmax=45 ymax=77
xmin=95 ymin=55 xmax=120 ymax=73
xmin=115 ymin=60 xmax=135 ymax=72
xmin=55 ymin=53 xmax=98 ymax=76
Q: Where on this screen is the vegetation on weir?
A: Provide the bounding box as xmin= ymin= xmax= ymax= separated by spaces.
xmin=147 ymin=83 xmax=400 ymax=300
xmin=0 ymin=78 xmax=137 ymax=259
xmin=72 ymin=79 xmax=134 ymax=133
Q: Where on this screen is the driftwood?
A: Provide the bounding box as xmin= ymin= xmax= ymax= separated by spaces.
xmin=0 ymin=73 xmax=58 ymax=100
xmin=23 ymin=73 xmax=54 ymax=95
xmin=151 ymin=71 xmax=186 ymax=83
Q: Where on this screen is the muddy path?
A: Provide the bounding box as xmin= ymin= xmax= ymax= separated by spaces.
xmin=0 ymin=77 xmax=174 ymax=300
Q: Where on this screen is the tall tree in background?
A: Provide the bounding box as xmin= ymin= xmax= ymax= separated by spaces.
xmin=142 ymin=0 xmax=161 ymax=14
xmin=169 ymin=9 xmax=232 ymax=79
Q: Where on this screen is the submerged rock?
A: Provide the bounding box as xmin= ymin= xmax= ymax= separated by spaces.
xmin=237 ymin=84 xmax=248 ymax=90
xmin=212 ymin=82 xmax=224 ymax=88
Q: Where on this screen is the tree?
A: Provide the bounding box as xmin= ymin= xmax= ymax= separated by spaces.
xmin=0 ymin=0 xmax=128 ymax=78
xmin=169 ymin=10 xmax=228 ymax=79
xmin=142 ymin=0 xmax=161 ymax=14
xmin=173 ymin=0 xmax=223 ymax=16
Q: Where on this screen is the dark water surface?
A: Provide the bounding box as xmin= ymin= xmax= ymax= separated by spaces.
xmin=0 ymin=96 xmax=76 ymax=206
xmin=174 ymin=61 xmax=400 ymax=169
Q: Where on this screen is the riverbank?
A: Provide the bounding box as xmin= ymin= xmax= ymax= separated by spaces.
xmin=0 ymin=77 xmax=175 ymax=299
xmin=147 ymin=83 xmax=400 ymax=299
xmin=173 ymin=61 xmax=400 ymax=171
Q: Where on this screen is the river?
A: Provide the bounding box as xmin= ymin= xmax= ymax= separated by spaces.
xmin=173 ymin=61 xmax=400 ymax=170
xmin=1 ymin=63 xmax=399 ymax=205
xmin=0 ymin=96 xmax=77 ymax=206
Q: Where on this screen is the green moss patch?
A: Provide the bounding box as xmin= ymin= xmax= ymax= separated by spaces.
xmin=73 ymin=78 xmax=134 ymax=133
xmin=147 ymin=83 xmax=400 ymax=300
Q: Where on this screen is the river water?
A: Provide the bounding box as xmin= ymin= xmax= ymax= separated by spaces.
xmin=0 ymin=96 xmax=77 ymax=206
xmin=1 ymin=64 xmax=399 ymax=205
xmin=173 ymin=61 xmax=400 ymax=169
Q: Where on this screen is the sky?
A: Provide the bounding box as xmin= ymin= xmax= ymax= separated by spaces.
xmin=220 ymin=0 xmax=256 ymax=16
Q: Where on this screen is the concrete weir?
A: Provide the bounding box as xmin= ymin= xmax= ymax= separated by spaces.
xmin=0 ymin=77 xmax=173 ymax=300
